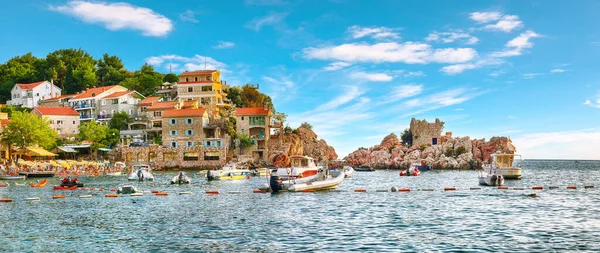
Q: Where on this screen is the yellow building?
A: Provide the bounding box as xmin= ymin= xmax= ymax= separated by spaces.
xmin=177 ymin=70 xmax=228 ymax=106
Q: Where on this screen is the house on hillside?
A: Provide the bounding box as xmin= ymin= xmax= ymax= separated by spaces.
xmin=68 ymin=85 xmax=144 ymax=123
xmin=235 ymin=106 xmax=272 ymax=161
xmin=39 ymin=94 xmax=77 ymax=107
xmin=32 ymin=107 xmax=80 ymax=138
xmin=7 ymin=81 xmax=62 ymax=108
xmin=176 ymin=70 xmax=228 ymax=106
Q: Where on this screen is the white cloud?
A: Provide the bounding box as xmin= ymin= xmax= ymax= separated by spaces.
xmin=454 ymin=108 xmax=464 ymax=111
xmin=179 ymin=10 xmax=198 ymax=23
xmin=245 ymin=12 xmax=288 ymax=31
xmin=400 ymin=88 xmax=484 ymax=116
xmin=484 ymin=15 xmax=523 ymax=32
xmin=49 ymin=1 xmax=173 ymax=37
xmin=405 ymin=71 xmax=425 ymax=77
xmin=551 ymin=68 xmax=566 ymax=73
xmin=350 ymin=71 xmax=394 ymax=82
xmin=584 ymin=91 xmax=600 ymax=108
xmin=512 ymin=128 xmax=600 ymax=159
xmin=523 ymin=73 xmax=541 ymax=79
xmin=425 ymin=31 xmax=479 ymax=45
xmin=489 ymin=70 xmax=504 ymax=77
xmin=316 ymin=85 xmax=364 ymax=111
xmin=303 ymin=42 xmax=477 ymax=64
xmin=508 ymin=115 xmax=517 ymax=119
xmin=323 ymin=62 xmax=351 ymax=71
xmin=262 ymin=76 xmax=294 ymax=88
xmin=245 ymin=0 xmax=287 ymax=5
xmin=470 ymin=12 xmax=502 ymax=23
xmin=491 ymin=30 xmax=541 ymax=57
xmin=214 ymin=41 xmax=235 ymax=49
xmin=440 ymin=57 xmax=504 ymax=75
xmin=389 ymin=84 xmax=423 ymax=101
xmin=146 ymin=54 xmax=227 ymax=72
xmin=347 ymin=25 xmax=401 ymax=40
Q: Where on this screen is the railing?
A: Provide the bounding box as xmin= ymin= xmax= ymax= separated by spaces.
xmin=73 ymin=103 xmax=95 ymax=109
xmin=251 ymin=134 xmax=265 ymax=139
xmin=97 ymin=114 xmax=114 ymax=120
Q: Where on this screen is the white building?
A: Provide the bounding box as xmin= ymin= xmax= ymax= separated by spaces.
xmin=68 ymin=85 xmax=144 ymax=123
xmin=32 ymin=107 xmax=80 ymax=137
xmin=7 ymin=81 xmax=62 ymax=108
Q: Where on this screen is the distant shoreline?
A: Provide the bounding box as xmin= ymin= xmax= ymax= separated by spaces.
xmin=524 ymin=159 xmax=600 ymax=161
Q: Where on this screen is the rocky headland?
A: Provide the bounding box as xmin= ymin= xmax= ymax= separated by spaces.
xmin=269 ymin=127 xmax=338 ymax=167
xmin=344 ymin=133 xmax=513 ymax=170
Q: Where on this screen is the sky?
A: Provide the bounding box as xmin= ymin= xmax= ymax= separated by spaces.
xmin=1 ymin=0 xmax=600 ymax=159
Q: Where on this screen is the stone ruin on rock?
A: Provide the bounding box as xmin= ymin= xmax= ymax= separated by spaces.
xmin=409 ymin=118 xmax=445 ymax=147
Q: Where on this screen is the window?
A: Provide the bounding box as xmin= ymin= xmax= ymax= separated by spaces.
xmin=186 ymin=130 xmax=194 ymax=136
xmin=241 ymin=116 xmax=244 ymax=120
xmin=201 ymin=86 xmax=212 ymax=92
xmin=164 ymin=152 xmax=177 ymax=161
xmin=137 ymin=153 xmax=144 ymax=162
xmin=154 ymin=111 xmax=162 ymax=117
xmin=129 ymin=109 xmax=134 ymax=115
xmin=186 ymin=142 xmax=194 ymax=148
xmin=49 ymin=120 xmax=54 ymax=124
xmin=194 ymin=77 xmax=198 ymax=82
xmin=216 ymin=141 xmax=221 ymax=147
xmin=249 ymin=116 xmax=265 ymax=126
xmin=241 ymin=129 xmax=244 ymax=133
xmin=101 ymin=100 xmax=106 ymax=105
xmin=36 ymin=93 xmax=39 ymax=97
xmin=204 ymin=151 xmax=220 ymax=161
xmin=187 ymin=87 xmax=193 ymax=92
xmin=111 ymin=99 xmax=118 ymax=105
xmin=126 ymin=153 xmax=134 ymax=162
xmin=206 ymin=76 xmax=211 ymax=81
xmin=184 ymin=152 xmax=199 ymax=161
xmin=185 ymin=77 xmax=189 ymax=82
xmin=73 ymin=121 xmax=75 ymax=124
xmin=170 ymin=119 xmax=178 ymax=125
xmin=57 ymin=120 xmax=63 ymax=125
xmin=170 ymin=142 xmax=178 ymax=148
xmin=186 ymin=118 xmax=193 ymax=125
xmin=149 ymin=152 xmax=156 ymax=162
xmin=170 ymin=130 xmax=178 ymax=136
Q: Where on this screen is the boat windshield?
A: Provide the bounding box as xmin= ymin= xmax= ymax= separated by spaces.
xmin=132 ymin=165 xmax=149 ymax=170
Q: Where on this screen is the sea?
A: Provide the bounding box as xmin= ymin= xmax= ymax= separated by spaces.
xmin=0 ymin=160 xmax=599 ymax=252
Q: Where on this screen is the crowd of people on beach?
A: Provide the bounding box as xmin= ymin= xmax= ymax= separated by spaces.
xmin=0 ymin=158 xmax=126 ymax=177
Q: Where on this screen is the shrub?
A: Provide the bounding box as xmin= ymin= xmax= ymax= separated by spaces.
xmin=292 ymin=129 xmax=299 ymax=135
xmin=300 ymin=122 xmax=313 ymax=130
xmin=455 ymin=146 xmax=467 ymax=157
xmin=400 ymin=128 xmax=412 ymax=147
xmin=444 ymin=147 xmax=454 ymax=157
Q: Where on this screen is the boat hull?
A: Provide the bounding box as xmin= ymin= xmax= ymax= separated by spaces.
xmin=355 ymin=167 xmax=375 ymax=172
xmin=207 ymin=170 xmax=250 ymax=181
xmin=343 ymin=166 xmax=354 ymax=178
xmin=19 ymin=172 xmax=56 ymax=178
xmin=478 ymin=176 xmax=505 ymax=186
xmin=496 ymin=167 xmax=521 ymax=179
xmin=0 ymin=175 xmax=26 ymax=180
xmin=288 ymin=171 xmax=345 ymax=192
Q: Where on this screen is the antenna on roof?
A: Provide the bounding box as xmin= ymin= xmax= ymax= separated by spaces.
xmin=204 ymin=57 xmax=207 ymax=70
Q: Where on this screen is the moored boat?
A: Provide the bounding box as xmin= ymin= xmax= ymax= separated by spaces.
xmin=355 ymin=166 xmax=375 ymax=172
xmin=207 ymin=163 xmax=250 ymax=181
xmin=0 ymin=175 xmax=26 ymax=180
xmin=0 ymin=183 xmax=7 ymax=187
xmin=343 ymin=166 xmax=355 ymax=178
xmin=19 ymin=172 xmax=56 ymax=178
xmin=60 ymin=177 xmax=84 ymax=188
xmin=171 ymin=171 xmax=191 ymax=184
xmin=127 ymin=164 xmax=154 ymax=181
xmin=53 ymin=185 xmax=77 ymax=190
xmin=270 ymin=168 xmax=345 ymax=192
xmin=272 ymin=155 xmax=321 ymax=180
xmin=478 ymin=167 xmax=504 ymax=186
xmin=400 ymin=165 xmax=421 ymax=176
xmin=30 ymin=179 xmax=47 ymax=188
xmin=487 ymin=153 xmax=523 ymax=180
xmin=251 ymin=167 xmax=271 ymax=177
xmin=117 ymin=185 xmax=138 ymax=194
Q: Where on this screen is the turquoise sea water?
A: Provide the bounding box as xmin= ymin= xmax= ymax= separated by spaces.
xmin=1 ymin=160 xmax=599 ymax=252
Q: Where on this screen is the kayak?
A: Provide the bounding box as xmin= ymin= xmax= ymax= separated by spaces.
xmin=30 ymin=179 xmax=47 ymax=188
xmin=0 ymin=183 xmax=8 ymax=187
xmin=53 ymin=185 xmax=77 ymax=190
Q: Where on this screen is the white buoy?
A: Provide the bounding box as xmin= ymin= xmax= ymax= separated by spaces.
xmin=26 ymin=197 xmax=40 ymax=201
xmin=130 ymin=193 xmax=144 ymax=196
xmin=79 ymin=195 xmax=92 ymax=198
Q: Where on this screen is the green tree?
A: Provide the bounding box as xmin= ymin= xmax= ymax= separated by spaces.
xmin=163 ymin=73 xmax=179 ymax=83
xmin=300 ymin=122 xmax=312 ymax=130
xmin=237 ymin=133 xmax=254 ymax=155
xmin=78 ymin=121 xmax=110 ymax=158
xmin=226 ymin=87 xmax=243 ymax=108
xmin=121 ymin=64 xmax=163 ymax=97
xmin=97 ymin=54 xmax=129 ymax=86
xmin=45 ymin=48 xmax=98 ymax=93
xmin=109 ymin=111 xmax=132 ymax=130
xmin=0 ymin=53 xmax=47 ymax=103
xmin=1 ymin=111 xmax=57 ymax=149
xmin=0 ymin=105 xmax=32 ymax=118
xmin=401 ymin=128 xmax=413 ymax=147
xmin=101 ymin=128 xmax=120 ymax=148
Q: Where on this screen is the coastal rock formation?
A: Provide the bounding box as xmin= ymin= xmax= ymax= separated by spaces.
xmin=344 ymin=133 xmax=514 ymax=170
xmin=269 ymin=127 xmax=338 ymax=167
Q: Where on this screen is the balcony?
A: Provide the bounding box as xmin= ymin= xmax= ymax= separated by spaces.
xmin=80 ymin=114 xmax=94 ymax=120
xmin=73 ymin=102 xmax=95 ymax=110
xmin=97 ymin=114 xmax=113 ymax=120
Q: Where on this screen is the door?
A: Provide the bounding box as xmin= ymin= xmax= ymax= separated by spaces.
xmin=432 ymin=138 xmax=438 ymax=145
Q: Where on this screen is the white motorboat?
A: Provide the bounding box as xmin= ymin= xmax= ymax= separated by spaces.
xmin=478 ymin=167 xmax=504 ymax=186
xmin=117 ymin=185 xmax=138 ymax=194
xmin=128 ymin=164 xmax=154 ymax=181
xmin=105 ymin=162 xmax=125 ymax=176
xmin=272 ymin=155 xmax=320 ymax=180
xmin=343 ymin=166 xmax=355 ymax=178
xmin=270 ymin=167 xmax=345 ymax=192
xmin=207 ymin=163 xmax=250 ymax=181
xmin=487 ymin=153 xmax=523 ymax=180
xmin=171 ymin=171 xmax=191 ymax=184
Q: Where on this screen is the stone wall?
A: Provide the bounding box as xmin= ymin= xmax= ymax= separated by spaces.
xmin=114 ymin=145 xmax=228 ymax=170
xmin=410 ymin=118 xmax=444 ymax=147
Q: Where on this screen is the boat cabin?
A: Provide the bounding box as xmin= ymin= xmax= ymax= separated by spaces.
xmin=290 ymin=155 xmax=317 ymax=168
xmin=132 ymin=164 xmax=151 ymax=171
xmin=491 ymin=153 xmax=522 ymax=168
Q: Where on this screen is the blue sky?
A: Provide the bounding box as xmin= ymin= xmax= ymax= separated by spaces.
xmin=2 ymin=0 xmax=600 ymax=159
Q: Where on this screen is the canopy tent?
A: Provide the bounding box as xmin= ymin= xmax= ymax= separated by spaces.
xmin=98 ymin=148 xmax=112 ymax=152
xmin=14 ymin=147 xmax=58 ymax=157
xmin=57 ymin=146 xmax=78 ymax=153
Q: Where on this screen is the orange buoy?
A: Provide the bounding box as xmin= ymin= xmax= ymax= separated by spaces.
xmin=301 ymin=190 xmax=316 ymax=193
xmin=354 ymin=189 xmax=367 ymax=192
xmin=253 ymin=189 xmax=266 ymax=193
xmin=151 ymin=190 xmax=159 ymax=194
xmin=53 ymin=195 xmax=66 ymax=199
xmin=399 ymin=188 xmax=411 ymax=192
xmin=532 ymin=186 xmax=543 ymax=190
xmin=110 ymin=189 xmax=116 ymax=192
xmin=444 ymin=187 xmax=457 ymax=191
xmin=155 ymin=192 xmax=168 ymax=196
xmin=0 ymin=198 xmax=13 ymax=203
xmin=206 ymin=190 xmax=219 ymax=194
xmin=498 ymin=186 xmax=509 ymax=190
xmin=105 ymin=193 xmax=118 ymax=198
xmin=567 ymin=186 xmax=577 ymax=189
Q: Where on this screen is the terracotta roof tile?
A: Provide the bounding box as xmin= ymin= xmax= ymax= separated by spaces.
xmin=179 ymin=70 xmax=217 ymax=76
xmin=162 ymin=108 xmax=206 ymax=118
xmin=138 ymin=96 xmax=161 ymax=106
xmin=43 ymin=94 xmax=76 ymax=101
xmin=71 ymin=85 xmax=116 ymax=100
xmin=17 ymin=81 xmax=46 ymax=90
xmin=235 ymin=107 xmax=270 ymax=116
xmin=177 ymin=81 xmax=215 ymax=85
xmin=34 ymin=107 xmax=79 ymax=116
xmin=147 ymin=101 xmax=178 ymax=110
xmin=103 ymin=90 xmax=134 ymax=99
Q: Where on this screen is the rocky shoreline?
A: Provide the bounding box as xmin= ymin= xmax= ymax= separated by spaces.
xmin=344 ymin=133 xmax=513 ymax=170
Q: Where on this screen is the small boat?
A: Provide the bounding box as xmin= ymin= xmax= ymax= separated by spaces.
xmin=355 ymin=166 xmax=375 ymax=172
xmin=400 ymin=165 xmax=420 ymax=176
xmin=272 ymin=155 xmax=321 ymax=180
xmin=207 ymin=163 xmax=250 ymax=181
xmin=0 ymin=175 xmax=26 ymax=180
xmin=478 ymin=168 xmax=505 ymax=186
xmin=128 ymin=164 xmax=154 ymax=181
xmin=14 ymin=182 xmax=26 ymax=186
xmin=117 ymin=185 xmax=138 ymax=194
xmin=60 ymin=177 xmax=84 ymax=188
xmin=53 ymin=185 xmax=77 ymax=190
xmin=30 ymin=179 xmax=48 ymax=188
xmin=270 ymin=168 xmax=345 ymax=192
xmin=343 ymin=166 xmax=355 ymax=178
xmin=105 ymin=162 xmax=125 ymax=176
xmin=105 ymin=172 xmax=122 ymax=176
xmin=19 ymin=172 xmax=56 ymax=178
xmin=415 ymin=161 xmax=433 ymax=171
xmin=0 ymin=183 xmax=8 ymax=187
xmin=171 ymin=172 xmax=191 ymax=184
xmin=251 ymin=167 xmax=271 ymax=177
xmin=487 ymin=152 xmax=523 ymax=180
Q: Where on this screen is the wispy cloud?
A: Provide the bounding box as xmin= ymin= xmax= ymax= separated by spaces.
xmin=491 ymin=30 xmax=541 ymax=57
xmin=49 ymin=1 xmax=173 ymax=37
xmin=303 ymin=42 xmax=477 ymax=64
xmin=350 ymin=71 xmax=394 ymax=82
xmin=245 ymin=0 xmax=287 ymax=5
xmin=347 ymin=25 xmax=401 ymax=40
xmin=508 ymin=115 xmax=517 ymax=119
xmin=470 ymin=12 xmax=523 ymax=32
xmin=513 ymin=128 xmax=600 ymax=159
xmin=470 ymin=12 xmax=503 ymax=23
xmin=425 ymin=31 xmax=478 ymax=45
xmin=522 ymin=73 xmax=541 ymax=79
xmin=405 ymin=71 xmax=425 ymax=77
xmin=179 ymin=10 xmax=198 ymax=23
xmin=214 ymin=41 xmax=235 ymax=49
xmin=315 ymin=85 xmax=364 ymax=111
xmin=489 ymin=70 xmax=504 ymax=77
xmin=323 ymin=62 xmax=351 ymax=71
xmin=551 ymin=68 xmax=566 ymax=73
xmin=440 ymin=58 xmax=504 ymax=75
xmin=245 ymin=12 xmax=288 ymax=31
xmin=584 ymin=91 xmax=600 ymax=108
xmin=146 ymin=54 xmax=227 ymax=72
xmin=400 ymin=88 xmax=485 ymax=116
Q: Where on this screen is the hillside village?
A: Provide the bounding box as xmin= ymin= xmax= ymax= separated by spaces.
xmin=0 ymin=69 xmax=338 ymax=170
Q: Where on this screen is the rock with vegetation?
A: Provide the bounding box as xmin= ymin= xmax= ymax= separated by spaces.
xmin=269 ymin=126 xmax=338 ymax=167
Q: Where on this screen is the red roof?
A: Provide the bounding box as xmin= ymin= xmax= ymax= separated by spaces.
xmin=236 ymin=107 xmax=270 ymax=116
xmin=138 ymin=96 xmax=161 ymax=106
xmin=147 ymin=101 xmax=178 ymax=110
xmin=177 ymin=81 xmax=215 ymax=85
xmin=103 ymin=90 xmax=134 ymax=99
xmin=179 ymin=70 xmax=217 ymax=76
xmin=0 ymin=119 xmax=10 ymax=126
xmin=17 ymin=81 xmax=46 ymax=90
xmin=71 ymin=86 xmax=116 ymax=100
xmin=34 ymin=107 xmax=79 ymax=116
xmin=43 ymin=94 xmax=76 ymax=101
xmin=162 ymin=108 xmax=206 ymax=118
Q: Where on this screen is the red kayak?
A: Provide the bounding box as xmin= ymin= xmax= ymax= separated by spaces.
xmin=53 ymin=185 xmax=77 ymax=190
xmin=400 ymin=167 xmax=420 ymax=176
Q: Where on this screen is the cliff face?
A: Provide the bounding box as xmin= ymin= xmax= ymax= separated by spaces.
xmin=270 ymin=127 xmax=338 ymax=167
xmin=345 ymin=133 xmax=512 ymax=170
